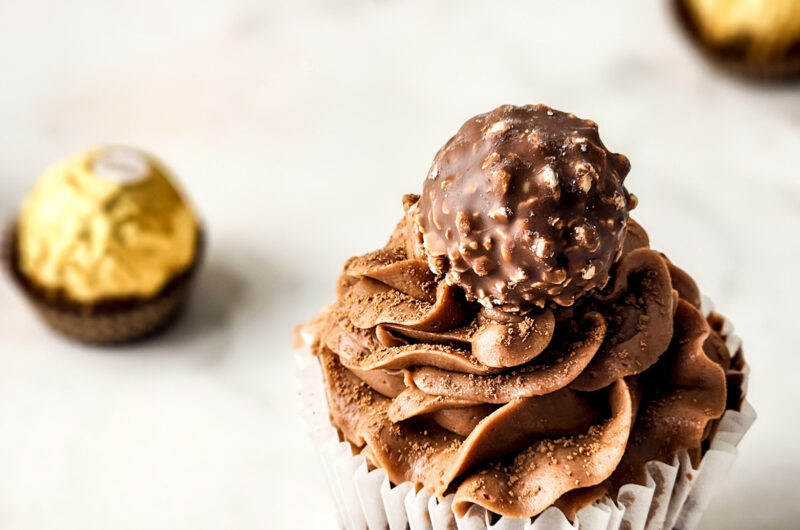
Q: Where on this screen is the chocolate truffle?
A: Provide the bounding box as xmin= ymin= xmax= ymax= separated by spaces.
xmin=415 ymin=104 xmax=635 ymax=313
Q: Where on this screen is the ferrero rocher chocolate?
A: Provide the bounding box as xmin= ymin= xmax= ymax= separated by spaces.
xmin=17 ymin=146 xmax=198 ymax=303
xmin=414 ymin=104 xmax=635 ymax=313
xmin=675 ymin=0 xmax=800 ymax=79
xmin=683 ymin=0 xmax=800 ymax=59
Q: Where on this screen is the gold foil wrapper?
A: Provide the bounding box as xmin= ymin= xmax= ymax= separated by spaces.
xmin=684 ymin=0 xmax=800 ymax=59
xmin=17 ymin=146 xmax=198 ymax=303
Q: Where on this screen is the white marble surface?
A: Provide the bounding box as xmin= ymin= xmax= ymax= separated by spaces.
xmin=0 ymin=1 xmax=798 ymax=528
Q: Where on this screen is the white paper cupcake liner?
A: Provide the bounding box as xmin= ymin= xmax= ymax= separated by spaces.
xmin=296 ymin=295 xmax=755 ymax=530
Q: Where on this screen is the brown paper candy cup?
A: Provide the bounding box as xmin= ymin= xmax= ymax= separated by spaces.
xmin=2 ymin=221 xmax=204 ymax=345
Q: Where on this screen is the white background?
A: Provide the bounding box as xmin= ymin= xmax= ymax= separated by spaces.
xmin=0 ymin=1 xmax=798 ymax=528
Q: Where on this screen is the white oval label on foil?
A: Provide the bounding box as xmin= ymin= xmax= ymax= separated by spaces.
xmin=92 ymin=146 xmax=150 ymax=184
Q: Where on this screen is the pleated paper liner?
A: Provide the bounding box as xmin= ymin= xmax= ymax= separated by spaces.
xmin=672 ymin=0 xmax=800 ymax=82
xmin=295 ymin=296 xmax=755 ymax=530
xmin=2 ymin=221 xmax=204 ymax=345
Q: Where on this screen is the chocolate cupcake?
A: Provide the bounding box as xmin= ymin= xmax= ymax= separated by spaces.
xmin=295 ymin=105 xmax=754 ymax=529
xmin=2 ymin=146 xmax=203 ymax=344
xmin=674 ymin=0 xmax=800 ymax=80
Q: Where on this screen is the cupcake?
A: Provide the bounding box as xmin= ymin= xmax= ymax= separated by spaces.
xmin=674 ymin=0 xmax=800 ymax=80
xmin=2 ymin=146 xmax=203 ymax=344
xmin=295 ymin=105 xmax=753 ymax=529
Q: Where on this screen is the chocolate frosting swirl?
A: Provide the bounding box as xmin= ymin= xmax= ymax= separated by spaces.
xmin=302 ymin=205 xmax=740 ymax=519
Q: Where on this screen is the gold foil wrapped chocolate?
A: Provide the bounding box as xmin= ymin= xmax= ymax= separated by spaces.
xmin=683 ymin=0 xmax=800 ymax=59
xmin=17 ymin=146 xmax=198 ymax=303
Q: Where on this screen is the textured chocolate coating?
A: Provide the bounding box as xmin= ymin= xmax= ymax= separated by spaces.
xmin=416 ymin=104 xmax=635 ymax=312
